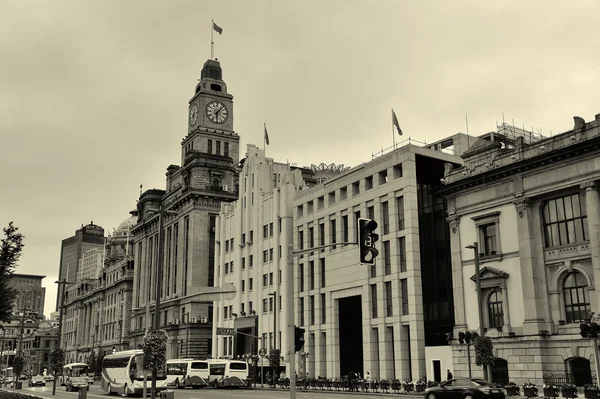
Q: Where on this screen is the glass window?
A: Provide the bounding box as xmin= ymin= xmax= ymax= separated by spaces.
xmin=487 ymin=291 xmax=504 ymax=328
xmin=564 ymin=271 xmax=590 ymax=323
xmin=543 ymin=194 xmax=588 ymax=247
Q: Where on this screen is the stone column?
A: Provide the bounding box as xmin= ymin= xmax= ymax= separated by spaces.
xmin=500 ymin=283 xmax=511 ymax=331
xmin=447 ymin=214 xmax=467 ymax=335
xmin=514 ymin=198 xmax=551 ymax=334
xmin=581 ymin=181 xmax=600 ymax=312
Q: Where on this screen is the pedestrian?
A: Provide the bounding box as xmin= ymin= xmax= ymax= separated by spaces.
xmin=447 ymin=369 xmax=453 ymax=380
xmin=365 ymin=371 xmax=371 ymax=383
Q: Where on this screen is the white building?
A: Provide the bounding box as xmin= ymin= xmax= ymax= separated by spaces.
xmin=77 ymin=248 xmax=103 ymax=282
xmin=213 ymin=144 xmax=319 ymax=371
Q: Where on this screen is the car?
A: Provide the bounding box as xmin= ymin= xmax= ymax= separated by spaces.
xmin=29 ymin=375 xmax=46 ymax=387
xmin=65 ymin=376 xmax=89 ymax=392
xmin=424 ymin=378 xmax=507 ymax=399
xmin=43 ymin=374 xmax=55 ymax=382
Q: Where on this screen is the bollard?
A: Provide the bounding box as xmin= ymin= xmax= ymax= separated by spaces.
xmin=159 ymin=389 xmax=174 ymax=399
xmin=78 ymin=386 xmax=88 ymax=399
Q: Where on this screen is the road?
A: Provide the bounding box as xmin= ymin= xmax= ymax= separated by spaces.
xmin=2 ymin=382 xmax=426 ymax=399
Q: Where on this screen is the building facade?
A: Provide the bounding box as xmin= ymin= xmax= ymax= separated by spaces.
xmin=131 ymin=59 xmax=240 ymax=360
xmin=57 ymin=222 xmax=105 ymax=310
xmin=439 ymin=114 xmax=600 ymax=386
xmin=0 ymin=312 xmax=39 ymax=369
xmin=8 ymin=273 xmax=46 ymax=318
xmin=62 ymin=213 xmax=135 ymax=363
xmin=21 ymin=320 xmax=58 ymax=376
xmin=77 ymin=248 xmax=103 ymax=282
xmin=213 ymin=144 xmax=323 ymax=368
xmin=291 ymin=135 xmax=468 ymax=381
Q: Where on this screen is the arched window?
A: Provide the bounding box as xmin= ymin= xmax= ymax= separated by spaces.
xmin=488 ymin=291 xmax=504 ymax=328
xmin=564 ymin=271 xmax=590 ymax=323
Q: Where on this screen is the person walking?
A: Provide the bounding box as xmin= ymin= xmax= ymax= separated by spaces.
xmin=447 ymin=369 xmax=453 ymax=380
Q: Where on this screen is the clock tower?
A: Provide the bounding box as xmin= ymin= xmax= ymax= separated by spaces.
xmin=132 ymin=58 xmax=240 ymax=360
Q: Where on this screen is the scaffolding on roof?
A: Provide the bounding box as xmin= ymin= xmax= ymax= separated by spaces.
xmin=496 ymin=122 xmax=546 ymax=145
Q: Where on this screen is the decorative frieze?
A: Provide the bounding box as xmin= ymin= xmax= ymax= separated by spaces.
xmin=514 ymin=198 xmax=531 ymax=218
xmin=447 ymin=215 xmax=460 ymax=234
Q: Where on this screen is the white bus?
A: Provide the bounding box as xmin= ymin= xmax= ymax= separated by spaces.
xmin=207 ymin=359 xmax=249 ymax=388
xmin=58 ymin=363 xmax=89 ymax=386
xmin=101 ymin=350 xmax=167 ymax=396
xmin=165 ymin=359 xmax=209 ymax=389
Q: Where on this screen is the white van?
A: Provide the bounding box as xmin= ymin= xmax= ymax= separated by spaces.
xmin=207 ymin=359 xmax=249 ymax=388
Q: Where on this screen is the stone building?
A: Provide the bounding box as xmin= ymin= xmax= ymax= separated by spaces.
xmin=213 ymin=144 xmax=326 ymax=368
xmin=21 ymin=320 xmax=57 ymax=376
xmin=62 ymin=212 xmax=135 ymax=363
xmin=8 ymin=273 xmax=46 ymax=319
xmin=291 ymin=134 xmax=468 ymax=381
xmin=130 ymin=58 xmax=240 ymax=359
xmin=438 ymin=114 xmax=600 ymax=386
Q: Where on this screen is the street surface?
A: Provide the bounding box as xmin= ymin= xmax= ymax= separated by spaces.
xmin=1 ymin=383 xmax=426 ymax=399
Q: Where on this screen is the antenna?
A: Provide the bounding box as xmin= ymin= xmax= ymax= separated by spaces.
xmin=465 ymin=112 xmax=470 ymax=148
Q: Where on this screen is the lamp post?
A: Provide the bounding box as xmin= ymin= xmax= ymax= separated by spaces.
xmin=268 ymin=291 xmax=277 ymax=387
xmin=183 ymin=312 xmax=190 ymax=358
xmin=53 ymin=279 xmax=74 ymax=396
xmin=465 ymin=242 xmax=486 ymax=380
xmin=0 ymin=325 xmax=5 ymax=385
xmin=145 ymin=205 xmax=177 ymax=399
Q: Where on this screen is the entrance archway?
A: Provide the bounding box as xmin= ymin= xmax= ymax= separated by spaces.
xmin=569 ymin=357 xmax=592 ymax=386
xmin=490 ymin=358 xmax=509 ymax=385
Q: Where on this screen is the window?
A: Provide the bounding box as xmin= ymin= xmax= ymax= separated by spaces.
xmin=320 ymin=258 xmax=326 ymax=288
xmin=330 ymin=219 xmax=337 ymax=247
xmin=208 ymin=139 xmax=213 ymax=154
xmin=352 ymin=181 xmax=360 ymax=196
xmin=321 ymin=293 xmax=326 ymax=323
xmin=385 ymin=281 xmax=393 ymax=317
xmin=298 ymin=230 xmax=304 ymax=250
xmin=398 ymin=237 xmax=407 ymax=272
xmin=262 ymin=299 xmax=268 ymax=313
xmin=382 ymin=201 xmax=389 ymax=234
xmin=319 ymin=223 xmax=325 ymax=246
xmin=249 ymin=301 xmax=253 ymax=313
xmin=383 ymin=241 xmax=391 ymax=275
xmin=263 ymin=274 xmax=268 ymax=287
xmin=365 ymin=176 xmax=373 ymax=190
xmin=249 ymin=255 xmax=253 ymax=267
xmin=269 ymin=297 xmax=273 ymax=311
xmin=216 ymin=141 xmax=221 ymax=155
xmin=269 ymin=248 xmax=273 ymax=261
xmin=480 ymin=223 xmax=497 ymax=256
xmin=309 ymin=227 xmax=314 ymax=248
xmin=309 ymin=261 xmax=315 ymax=290
xmin=564 ymin=271 xmax=590 ymax=323
xmin=269 ymin=222 xmax=273 ymax=236
xmin=269 ymin=272 xmax=273 ymax=285
xmin=299 ymin=264 xmax=304 ymax=292
xmin=397 ymin=196 xmax=405 ymax=230
xmin=309 ymin=295 xmax=315 ymax=325
xmin=224 ymin=142 xmax=229 ymax=157
xmin=300 ymin=298 xmax=305 ymax=326
xmin=401 ymin=279 xmax=409 ymax=315
xmin=371 ymin=284 xmax=378 ymax=318
xmin=249 ymin=230 xmax=254 ymax=242
xmin=263 ymin=250 xmax=268 ymax=263
xmin=241 ymin=280 xmax=245 ymax=292
xmin=263 ymin=225 xmax=268 ymax=239
xmin=249 ymin=278 xmax=253 ymax=291
xmin=488 ymin=291 xmax=504 ymax=328
xmin=543 ymin=194 xmax=588 ymax=247
xmin=342 ymin=215 xmax=349 ymax=242
xmin=367 ymin=205 xmax=374 ymax=220
xmin=340 ymin=186 xmax=347 ymax=200
xmin=229 ymin=261 xmax=233 ymax=273
xmin=242 ymin=257 xmax=245 ymax=270
xmin=241 ymin=233 xmax=245 ymax=245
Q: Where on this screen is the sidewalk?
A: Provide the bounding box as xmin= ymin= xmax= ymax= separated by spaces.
xmin=248 ymin=385 xmax=426 ymax=397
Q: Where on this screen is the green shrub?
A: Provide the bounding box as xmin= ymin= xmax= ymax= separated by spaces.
xmin=0 ymin=391 xmax=44 ymax=399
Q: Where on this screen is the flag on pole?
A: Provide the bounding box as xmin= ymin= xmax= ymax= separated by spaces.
xmin=392 ymin=109 xmax=403 ymax=136
xmin=264 ymin=123 xmax=270 ymax=145
xmin=213 ymin=21 xmax=223 ymax=35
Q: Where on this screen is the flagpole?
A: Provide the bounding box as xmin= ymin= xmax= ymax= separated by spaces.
xmin=264 ymin=123 xmax=266 ymax=154
xmin=392 ymin=109 xmax=396 ymax=149
xmin=211 ymin=20 xmax=214 ymax=60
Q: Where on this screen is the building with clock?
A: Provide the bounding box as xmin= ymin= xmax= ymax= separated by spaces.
xmin=130 ymin=58 xmax=240 ymax=359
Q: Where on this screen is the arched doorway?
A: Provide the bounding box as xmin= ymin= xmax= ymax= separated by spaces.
xmin=490 ymin=358 xmax=509 ymax=385
xmin=569 ymin=357 xmax=592 ymax=386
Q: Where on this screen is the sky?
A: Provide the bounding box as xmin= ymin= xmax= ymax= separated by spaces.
xmin=2 ymin=0 xmax=600 ymax=318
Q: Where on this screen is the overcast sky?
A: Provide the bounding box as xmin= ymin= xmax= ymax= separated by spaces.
xmin=2 ymin=0 xmax=600 ymax=317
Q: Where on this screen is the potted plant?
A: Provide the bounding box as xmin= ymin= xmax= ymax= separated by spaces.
xmin=370 ymin=379 xmax=380 ymax=392
xmin=391 ymin=379 xmax=402 ymax=393
xmin=380 ymin=379 xmax=390 ymax=392
xmin=403 ymin=379 xmax=414 ymax=392
xmin=505 ymin=382 xmax=521 ymax=397
xmin=543 ymin=383 xmax=559 ymax=398
xmin=562 ymin=383 xmax=578 ymax=398
xmin=524 ymin=382 xmax=539 ymax=397
xmin=416 ymin=378 xmax=427 ymax=393
xmin=584 ymin=384 xmax=600 ymax=399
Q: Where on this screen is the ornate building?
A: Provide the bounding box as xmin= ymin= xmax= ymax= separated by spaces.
xmin=61 ymin=212 xmax=135 ymax=363
xmin=8 ymin=274 xmax=46 ymax=319
xmin=21 ymin=320 xmax=58 ymax=376
xmin=439 ymin=113 xmax=600 ymax=386
xmin=130 ymin=58 xmax=240 ymax=359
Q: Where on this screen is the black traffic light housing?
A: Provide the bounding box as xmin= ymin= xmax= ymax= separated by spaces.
xmin=294 ymin=326 xmax=305 ymax=352
xmin=358 ymin=218 xmax=379 ymax=265
xmin=580 ymin=321 xmax=599 ymax=338
xmin=458 ymin=331 xmax=479 ymax=344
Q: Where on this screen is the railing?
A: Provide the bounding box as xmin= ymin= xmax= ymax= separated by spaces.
xmin=543 ymin=373 xmax=597 ymax=386
xmin=372 ymin=137 xmax=455 ymax=159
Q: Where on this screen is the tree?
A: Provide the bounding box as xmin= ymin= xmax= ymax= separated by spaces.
xmin=49 ymin=348 xmax=65 ymax=376
xmin=0 ymin=222 xmax=25 ymax=322
xmin=473 ymin=335 xmax=495 ymax=380
xmin=268 ymin=349 xmax=281 ymax=387
xmin=95 ymin=351 xmax=105 ymax=376
xmin=13 ymin=356 xmax=25 ymax=378
xmin=143 ymin=329 xmax=167 ymax=399
xmin=88 ymin=352 xmax=96 ymax=375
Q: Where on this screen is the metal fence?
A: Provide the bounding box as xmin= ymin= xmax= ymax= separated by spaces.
xmin=543 ymin=373 xmax=597 ymax=386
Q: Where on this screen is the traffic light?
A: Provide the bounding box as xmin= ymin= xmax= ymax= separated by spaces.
xmin=294 ymin=326 xmax=305 ymax=352
xmin=358 ymin=218 xmax=379 ymax=265
xmin=458 ymin=331 xmax=479 ymax=344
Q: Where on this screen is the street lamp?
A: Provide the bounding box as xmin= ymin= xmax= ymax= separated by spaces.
xmin=268 ymin=291 xmax=277 ymax=387
xmin=465 ymin=242 xmax=486 ymax=380
xmin=52 ymin=279 xmax=74 ymax=396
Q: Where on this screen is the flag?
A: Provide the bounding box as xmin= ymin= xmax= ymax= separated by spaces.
xmin=213 ymin=21 xmax=223 ymax=35
xmin=392 ymin=109 xmax=403 ymax=136
xmin=264 ymin=123 xmax=270 ymax=145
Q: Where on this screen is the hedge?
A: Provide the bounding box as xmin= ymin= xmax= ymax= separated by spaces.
xmin=0 ymin=391 xmax=44 ymax=399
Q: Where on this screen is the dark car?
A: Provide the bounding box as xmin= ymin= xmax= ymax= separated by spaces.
xmin=424 ymin=378 xmax=507 ymax=399
xmin=29 ymin=375 xmax=46 ymax=387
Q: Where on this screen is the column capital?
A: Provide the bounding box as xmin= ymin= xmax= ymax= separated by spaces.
xmin=513 ymin=198 xmax=532 ymax=218
xmin=446 ymin=215 xmax=460 ymax=234
xmin=581 ymin=181 xmax=598 ymax=191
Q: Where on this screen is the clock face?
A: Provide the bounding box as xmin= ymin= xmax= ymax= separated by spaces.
xmin=205 ymin=101 xmax=229 ymax=124
xmin=189 ymin=104 xmax=198 ymax=126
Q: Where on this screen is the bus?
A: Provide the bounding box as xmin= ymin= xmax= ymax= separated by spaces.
xmin=207 ymin=359 xmax=249 ymax=388
xmin=165 ymin=359 xmax=209 ymax=389
xmin=58 ymin=363 xmax=89 ymax=386
xmin=101 ymin=350 xmax=168 ymax=396
xmin=1 ymin=367 xmax=14 ymax=385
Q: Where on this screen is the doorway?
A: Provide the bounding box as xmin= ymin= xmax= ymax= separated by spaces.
xmin=338 ymin=296 xmax=363 ymax=378
xmin=433 ymin=360 xmax=441 ymax=382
